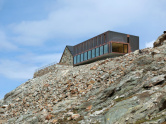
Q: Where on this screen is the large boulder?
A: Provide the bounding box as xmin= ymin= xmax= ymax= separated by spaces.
xmin=153 ymin=32 xmax=166 ymax=47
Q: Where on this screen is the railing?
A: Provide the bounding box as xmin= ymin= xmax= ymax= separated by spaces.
xmin=35 ymin=61 xmax=57 ymax=73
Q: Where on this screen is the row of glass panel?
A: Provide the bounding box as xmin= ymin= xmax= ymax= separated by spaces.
xmin=74 ymin=44 xmax=108 ymax=64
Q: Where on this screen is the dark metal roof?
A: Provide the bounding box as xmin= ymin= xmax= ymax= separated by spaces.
xmin=66 ymin=45 xmax=74 ymax=56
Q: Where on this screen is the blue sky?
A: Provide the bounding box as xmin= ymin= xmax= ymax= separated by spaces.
xmin=0 ymin=0 xmax=166 ymax=99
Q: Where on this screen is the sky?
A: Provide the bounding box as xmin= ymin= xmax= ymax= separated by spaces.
xmin=0 ymin=0 xmax=166 ymax=99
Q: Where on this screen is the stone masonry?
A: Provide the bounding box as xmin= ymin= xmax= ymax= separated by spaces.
xmin=33 ymin=64 xmax=72 ymax=78
xmin=59 ymin=47 xmax=73 ymax=65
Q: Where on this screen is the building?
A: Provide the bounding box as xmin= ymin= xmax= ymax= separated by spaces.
xmin=59 ymin=30 xmax=139 ymax=66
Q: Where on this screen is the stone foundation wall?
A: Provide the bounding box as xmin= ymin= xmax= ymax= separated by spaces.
xmin=34 ymin=47 xmax=73 ymax=78
xmin=59 ymin=47 xmax=73 ymax=65
xmin=33 ymin=64 xmax=71 ymax=78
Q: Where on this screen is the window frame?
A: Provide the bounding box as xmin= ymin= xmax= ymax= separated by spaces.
xmin=100 ymin=46 xmax=104 ymax=55
xmin=81 ymin=53 xmax=84 ymax=62
xmin=74 ymin=56 xmax=77 ymax=64
xmin=96 ymin=47 xmax=100 ymax=57
xmin=92 ymin=49 xmax=96 ymax=58
xmin=104 ymin=44 xmax=108 ymax=54
xmin=84 ymin=52 xmax=88 ymax=61
xmin=77 ymin=54 xmax=81 ymax=63
xmin=88 ymin=50 xmax=92 ymax=60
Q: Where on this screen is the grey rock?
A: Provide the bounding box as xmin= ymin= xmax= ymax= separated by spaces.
xmin=1 ymin=34 xmax=166 ymax=123
xmin=134 ymin=49 xmax=141 ymax=55
xmin=0 ymin=108 xmax=5 ymax=114
xmin=154 ymin=33 xmax=166 ymax=47
xmin=26 ymin=116 xmax=38 ymax=123
xmin=104 ymin=97 xmax=139 ymax=124
xmin=101 ymin=73 xmax=109 ymax=80
xmin=143 ymin=75 xmax=166 ymax=88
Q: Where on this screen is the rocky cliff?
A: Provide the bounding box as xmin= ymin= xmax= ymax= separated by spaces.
xmin=0 ymin=34 xmax=166 ymax=124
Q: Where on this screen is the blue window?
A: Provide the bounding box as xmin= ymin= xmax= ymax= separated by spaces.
xmin=104 ymin=44 xmax=108 ymax=54
xmin=100 ymin=46 xmax=104 ymax=55
xmin=84 ymin=52 xmax=87 ymax=61
xmin=88 ymin=50 xmax=92 ymax=60
xmin=92 ymin=49 xmax=95 ymax=58
xmin=81 ymin=53 xmax=84 ymax=62
xmin=96 ymin=47 xmax=99 ymax=57
xmin=74 ymin=56 xmax=77 ymax=64
xmin=77 ymin=55 xmax=80 ymax=63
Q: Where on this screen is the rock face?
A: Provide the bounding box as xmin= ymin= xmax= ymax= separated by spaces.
xmin=154 ymin=33 xmax=166 ymax=47
xmin=0 ymin=34 xmax=166 ymax=124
